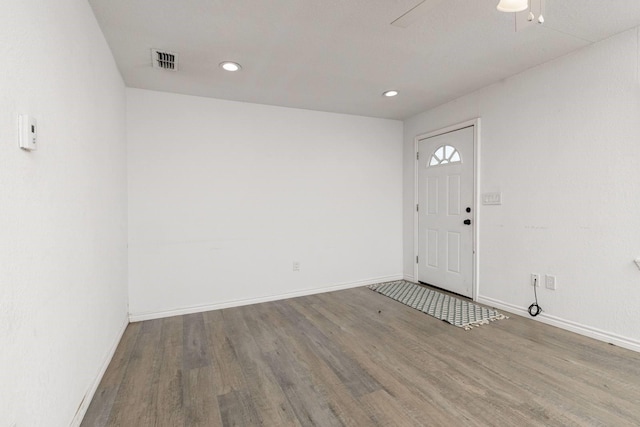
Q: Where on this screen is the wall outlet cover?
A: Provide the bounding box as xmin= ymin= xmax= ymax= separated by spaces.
xmin=545 ymin=275 xmax=556 ymax=290
xmin=531 ymin=273 xmax=540 ymax=287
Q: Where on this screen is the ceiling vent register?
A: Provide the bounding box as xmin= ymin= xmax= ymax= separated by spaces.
xmin=151 ymin=49 xmax=178 ymax=71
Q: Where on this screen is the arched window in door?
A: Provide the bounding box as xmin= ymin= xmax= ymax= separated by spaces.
xmin=428 ymin=145 xmax=461 ymax=167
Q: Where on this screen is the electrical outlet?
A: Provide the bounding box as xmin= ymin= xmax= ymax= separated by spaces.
xmin=531 ymin=273 xmax=540 ymax=287
xmin=545 ymin=275 xmax=556 ymax=290
xmin=292 ymin=261 xmax=300 ymax=272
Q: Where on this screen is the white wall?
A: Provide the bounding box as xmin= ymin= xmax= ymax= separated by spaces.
xmin=404 ymin=28 xmax=640 ymax=349
xmin=0 ymin=1 xmax=128 ymax=425
xmin=127 ymin=89 xmax=403 ymax=319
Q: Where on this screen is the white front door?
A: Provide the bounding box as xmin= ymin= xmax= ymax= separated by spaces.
xmin=418 ymin=126 xmax=474 ymax=298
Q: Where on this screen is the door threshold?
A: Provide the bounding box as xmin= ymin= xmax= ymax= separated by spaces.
xmin=418 ymin=281 xmax=472 ymax=301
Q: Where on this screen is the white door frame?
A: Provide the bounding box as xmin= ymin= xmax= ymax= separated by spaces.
xmin=413 ymin=118 xmax=481 ymax=300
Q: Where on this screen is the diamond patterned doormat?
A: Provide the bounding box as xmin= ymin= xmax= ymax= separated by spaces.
xmin=369 ymin=280 xmax=507 ymax=330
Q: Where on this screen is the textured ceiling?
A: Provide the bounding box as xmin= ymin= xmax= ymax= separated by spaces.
xmin=89 ymin=0 xmax=640 ymax=119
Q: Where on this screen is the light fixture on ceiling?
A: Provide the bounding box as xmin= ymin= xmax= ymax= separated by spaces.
xmin=383 ymin=90 xmax=399 ymax=97
xmin=497 ymin=0 xmax=544 ymax=25
xmin=220 ymin=61 xmax=242 ymax=72
xmin=496 ymin=0 xmax=528 ymax=13
xmin=534 ymin=0 xmax=545 ymax=24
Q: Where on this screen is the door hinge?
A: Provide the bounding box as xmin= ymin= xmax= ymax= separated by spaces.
xmin=416 ymin=204 xmax=419 ymax=212
xmin=416 ymin=255 xmax=419 ymax=263
xmin=416 ymin=152 xmax=419 ymax=160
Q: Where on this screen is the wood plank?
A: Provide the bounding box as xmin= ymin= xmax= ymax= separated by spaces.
xmin=183 ymin=313 xmax=211 ymax=371
xmin=264 ymin=302 xmax=377 ymax=426
xmin=183 ymin=366 xmax=222 ymax=425
xmin=290 ymin=294 xmax=471 ymax=426
xmin=262 ymin=346 xmax=343 ymax=427
xmin=83 ymin=285 xmax=640 ymax=426
xmin=148 ymin=316 xmax=185 ymax=427
xmin=105 ymin=319 xmax=163 ymax=425
xmin=273 ymin=299 xmax=381 ymax=398
xmin=80 ymin=323 xmax=142 ymax=426
xmin=202 ymin=309 xmax=247 ymax=395
xmin=359 ymin=389 xmax=424 ymax=427
xmin=221 ymin=307 xmax=301 ymax=426
xmin=217 ymin=389 xmax=260 ymax=426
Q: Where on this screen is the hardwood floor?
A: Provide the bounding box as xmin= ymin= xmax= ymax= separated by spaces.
xmin=82 ymin=286 xmax=640 ymax=426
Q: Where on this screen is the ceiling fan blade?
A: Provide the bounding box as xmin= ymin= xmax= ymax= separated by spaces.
xmin=391 ymin=0 xmax=446 ymax=28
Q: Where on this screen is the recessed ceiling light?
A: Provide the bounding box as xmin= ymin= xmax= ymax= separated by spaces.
xmin=383 ymin=90 xmax=399 ymax=97
xmin=220 ymin=61 xmax=242 ymax=72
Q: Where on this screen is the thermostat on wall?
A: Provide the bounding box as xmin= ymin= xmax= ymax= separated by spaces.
xmin=19 ymin=115 xmax=37 ymax=151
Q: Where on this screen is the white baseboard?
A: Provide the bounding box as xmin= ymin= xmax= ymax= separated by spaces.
xmin=70 ymin=315 xmax=129 ymax=427
xmin=477 ymin=295 xmax=640 ymax=354
xmin=129 ymin=274 xmax=404 ymax=322
xmin=403 ymin=274 xmax=416 ymax=283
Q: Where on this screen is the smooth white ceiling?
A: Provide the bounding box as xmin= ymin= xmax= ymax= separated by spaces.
xmin=89 ymin=0 xmax=640 ymax=119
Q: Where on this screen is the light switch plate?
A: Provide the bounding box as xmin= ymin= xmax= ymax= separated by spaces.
xmin=482 ymin=192 xmax=502 ymax=205
xmin=19 ymin=115 xmax=37 ymax=151
xmin=545 ymin=275 xmax=556 ymax=290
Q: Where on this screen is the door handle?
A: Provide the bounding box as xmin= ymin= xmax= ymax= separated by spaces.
xmin=463 ymin=219 xmax=471 ymax=225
